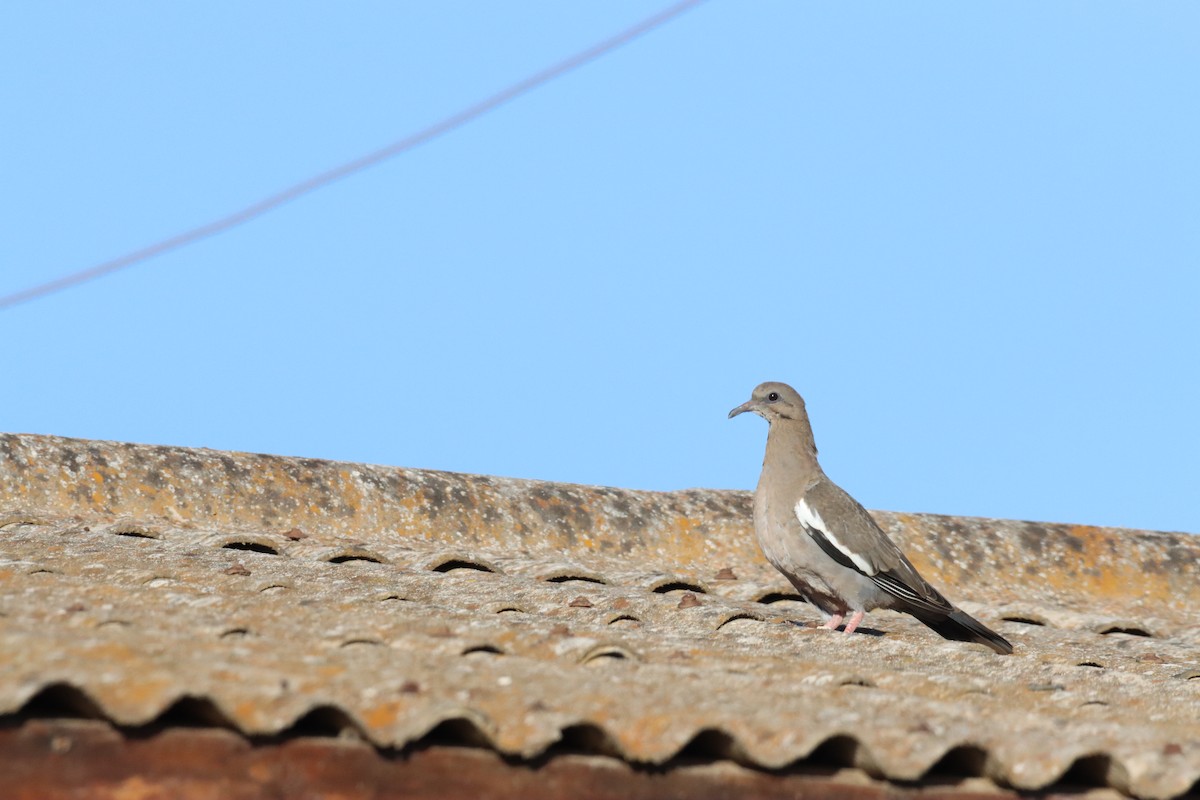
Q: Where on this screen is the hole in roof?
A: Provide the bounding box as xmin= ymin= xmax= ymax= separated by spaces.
xmin=431 ymin=559 xmax=496 ymax=574
xmin=652 ymin=580 xmax=707 ymax=595
xmin=1098 ymin=625 xmax=1153 ymax=637
xmin=804 ymin=735 xmax=860 ymax=769
xmin=756 ymin=591 xmax=808 ymax=605
xmin=926 ymin=744 xmax=988 ymax=779
xmin=27 ymin=568 xmax=56 ymax=576
xmin=419 ymin=717 xmax=494 ymax=750
xmin=285 ymin=705 xmax=367 ymax=740
xmin=143 ymin=577 xmax=176 ymax=587
xmin=220 ymin=627 xmax=252 ymax=639
xmin=461 ymin=644 xmax=504 ymax=657
xmin=259 ymin=584 xmax=289 ymax=594
xmin=673 ymin=728 xmax=739 ymax=763
xmin=341 ymin=638 xmax=385 ymax=648
xmin=221 ymin=541 xmax=279 ymax=555
xmin=551 ymin=723 xmax=623 ymax=758
xmin=149 ymin=696 xmax=237 ymax=730
xmin=328 ymin=553 xmax=385 ymax=565
xmin=1057 ymin=753 xmax=1122 ymax=789
xmin=19 ymin=683 xmax=105 ymax=720
xmin=113 ymin=528 xmax=158 ymax=539
xmin=1000 ymin=615 xmax=1046 ymax=626
xmin=545 ymin=574 xmax=607 ymax=586
xmin=494 ymin=606 xmax=525 ymax=615
xmin=378 ymin=594 xmax=407 ymax=602
xmin=716 ymin=613 xmax=764 ymax=631
xmin=581 ymin=645 xmax=637 ymax=665
xmin=1076 ymin=661 xmax=1105 ymax=669
xmin=607 ymin=614 xmax=641 ymax=627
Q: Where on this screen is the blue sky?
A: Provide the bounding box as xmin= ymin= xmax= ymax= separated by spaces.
xmin=3 ymin=2 xmax=1197 ymax=534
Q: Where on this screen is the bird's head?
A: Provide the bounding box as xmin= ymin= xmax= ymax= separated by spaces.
xmin=728 ymin=381 xmax=807 ymax=423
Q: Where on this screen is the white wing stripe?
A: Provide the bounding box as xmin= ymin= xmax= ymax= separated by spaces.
xmin=795 ymin=498 xmax=877 ymax=576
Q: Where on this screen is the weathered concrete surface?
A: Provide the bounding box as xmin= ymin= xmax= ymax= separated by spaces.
xmin=2 ymin=433 xmax=1199 ymax=799
xmin=1 ymin=433 xmax=1197 ymax=620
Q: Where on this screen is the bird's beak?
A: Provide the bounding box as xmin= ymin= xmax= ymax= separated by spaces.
xmin=728 ymin=400 xmax=758 ymax=419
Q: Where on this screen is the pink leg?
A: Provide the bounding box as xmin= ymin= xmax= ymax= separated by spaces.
xmin=842 ymin=610 xmax=865 ymax=635
xmin=822 ymin=613 xmax=844 ymax=630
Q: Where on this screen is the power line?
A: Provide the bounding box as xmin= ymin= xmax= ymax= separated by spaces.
xmin=0 ymin=0 xmax=706 ymax=312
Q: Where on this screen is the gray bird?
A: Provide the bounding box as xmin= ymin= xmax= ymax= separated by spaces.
xmin=729 ymin=381 xmax=1013 ymax=655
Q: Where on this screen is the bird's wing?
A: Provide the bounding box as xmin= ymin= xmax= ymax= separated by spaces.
xmin=795 ymin=478 xmax=954 ymax=615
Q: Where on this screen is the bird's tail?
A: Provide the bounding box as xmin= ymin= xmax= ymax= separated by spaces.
xmin=910 ymin=607 xmax=1013 ymax=655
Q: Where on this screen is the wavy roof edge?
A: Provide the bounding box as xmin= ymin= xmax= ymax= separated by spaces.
xmin=2 ymin=432 xmax=1197 ymax=620
xmin=12 ymin=683 xmax=1199 ymax=799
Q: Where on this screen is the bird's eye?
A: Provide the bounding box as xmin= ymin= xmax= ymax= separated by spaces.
xmin=767 ymin=392 xmax=780 ymax=402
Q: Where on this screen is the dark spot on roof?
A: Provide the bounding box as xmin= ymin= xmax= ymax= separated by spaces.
xmin=715 ymin=613 xmax=762 ymax=631
xmin=420 ymin=717 xmax=494 ymax=749
xmin=284 ymin=705 xmax=366 ymax=739
xmin=581 ymin=645 xmax=637 ymax=665
xmin=545 ymin=573 xmax=607 ymax=585
xmin=19 ymin=682 xmax=105 ymax=720
xmin=221 ymin=541 xmax=279 ymax=555
xmin=673 ymin=728 xmax=738 ymax=762
xmin=461 ymin=644 xmax=503 ymax=656
xmin=114 ymin=529 xmax=157 ymax=539
xmin=926 ymin=744 xmax=988 ymax=779
xmin=1098 ymin=625 xmax=1152 ymax=637
xmin=340 ymin=638 xmax=384 ymax=649
xmin=652 ymin=580 xmax=706 ymax=595
xmin=149 ymin=696 xmax=238 ymax=731
xmin=804 ymin=735 xmax=860 ymax=769
xmin=550 ymin=723 xmax=623 ymax=758
xmin=756 ymin=591 xmax=807 ymax=605
xmin=1057 ymin=753 xmax=1117 ymax=789
xmin=431 ymin=559 xmax=496 ymax=574
xmin=328 ymin=553 xmax=385 ymax=565
xmin=1018 ymin=525 xmax=1045 ymax=556
xmin=1062 ymin=530 xmax=1085 ymax=553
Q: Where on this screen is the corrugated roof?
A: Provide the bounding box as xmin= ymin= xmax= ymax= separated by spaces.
xmin=1 ymin=433 xmax=1198 ymax=799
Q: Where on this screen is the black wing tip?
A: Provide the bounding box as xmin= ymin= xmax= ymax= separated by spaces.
xmin=915 ymin=608 xmax=1014 ymax=655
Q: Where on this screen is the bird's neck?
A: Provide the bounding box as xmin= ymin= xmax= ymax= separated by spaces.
xmin=760 ymin=418 xmax=822 ymax=490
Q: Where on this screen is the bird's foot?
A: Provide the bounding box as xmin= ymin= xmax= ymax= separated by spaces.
xmin=821 ymin=614 xmax=844 ymax=631
xmin=842 ymin=610 xmax=866 ymax=635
